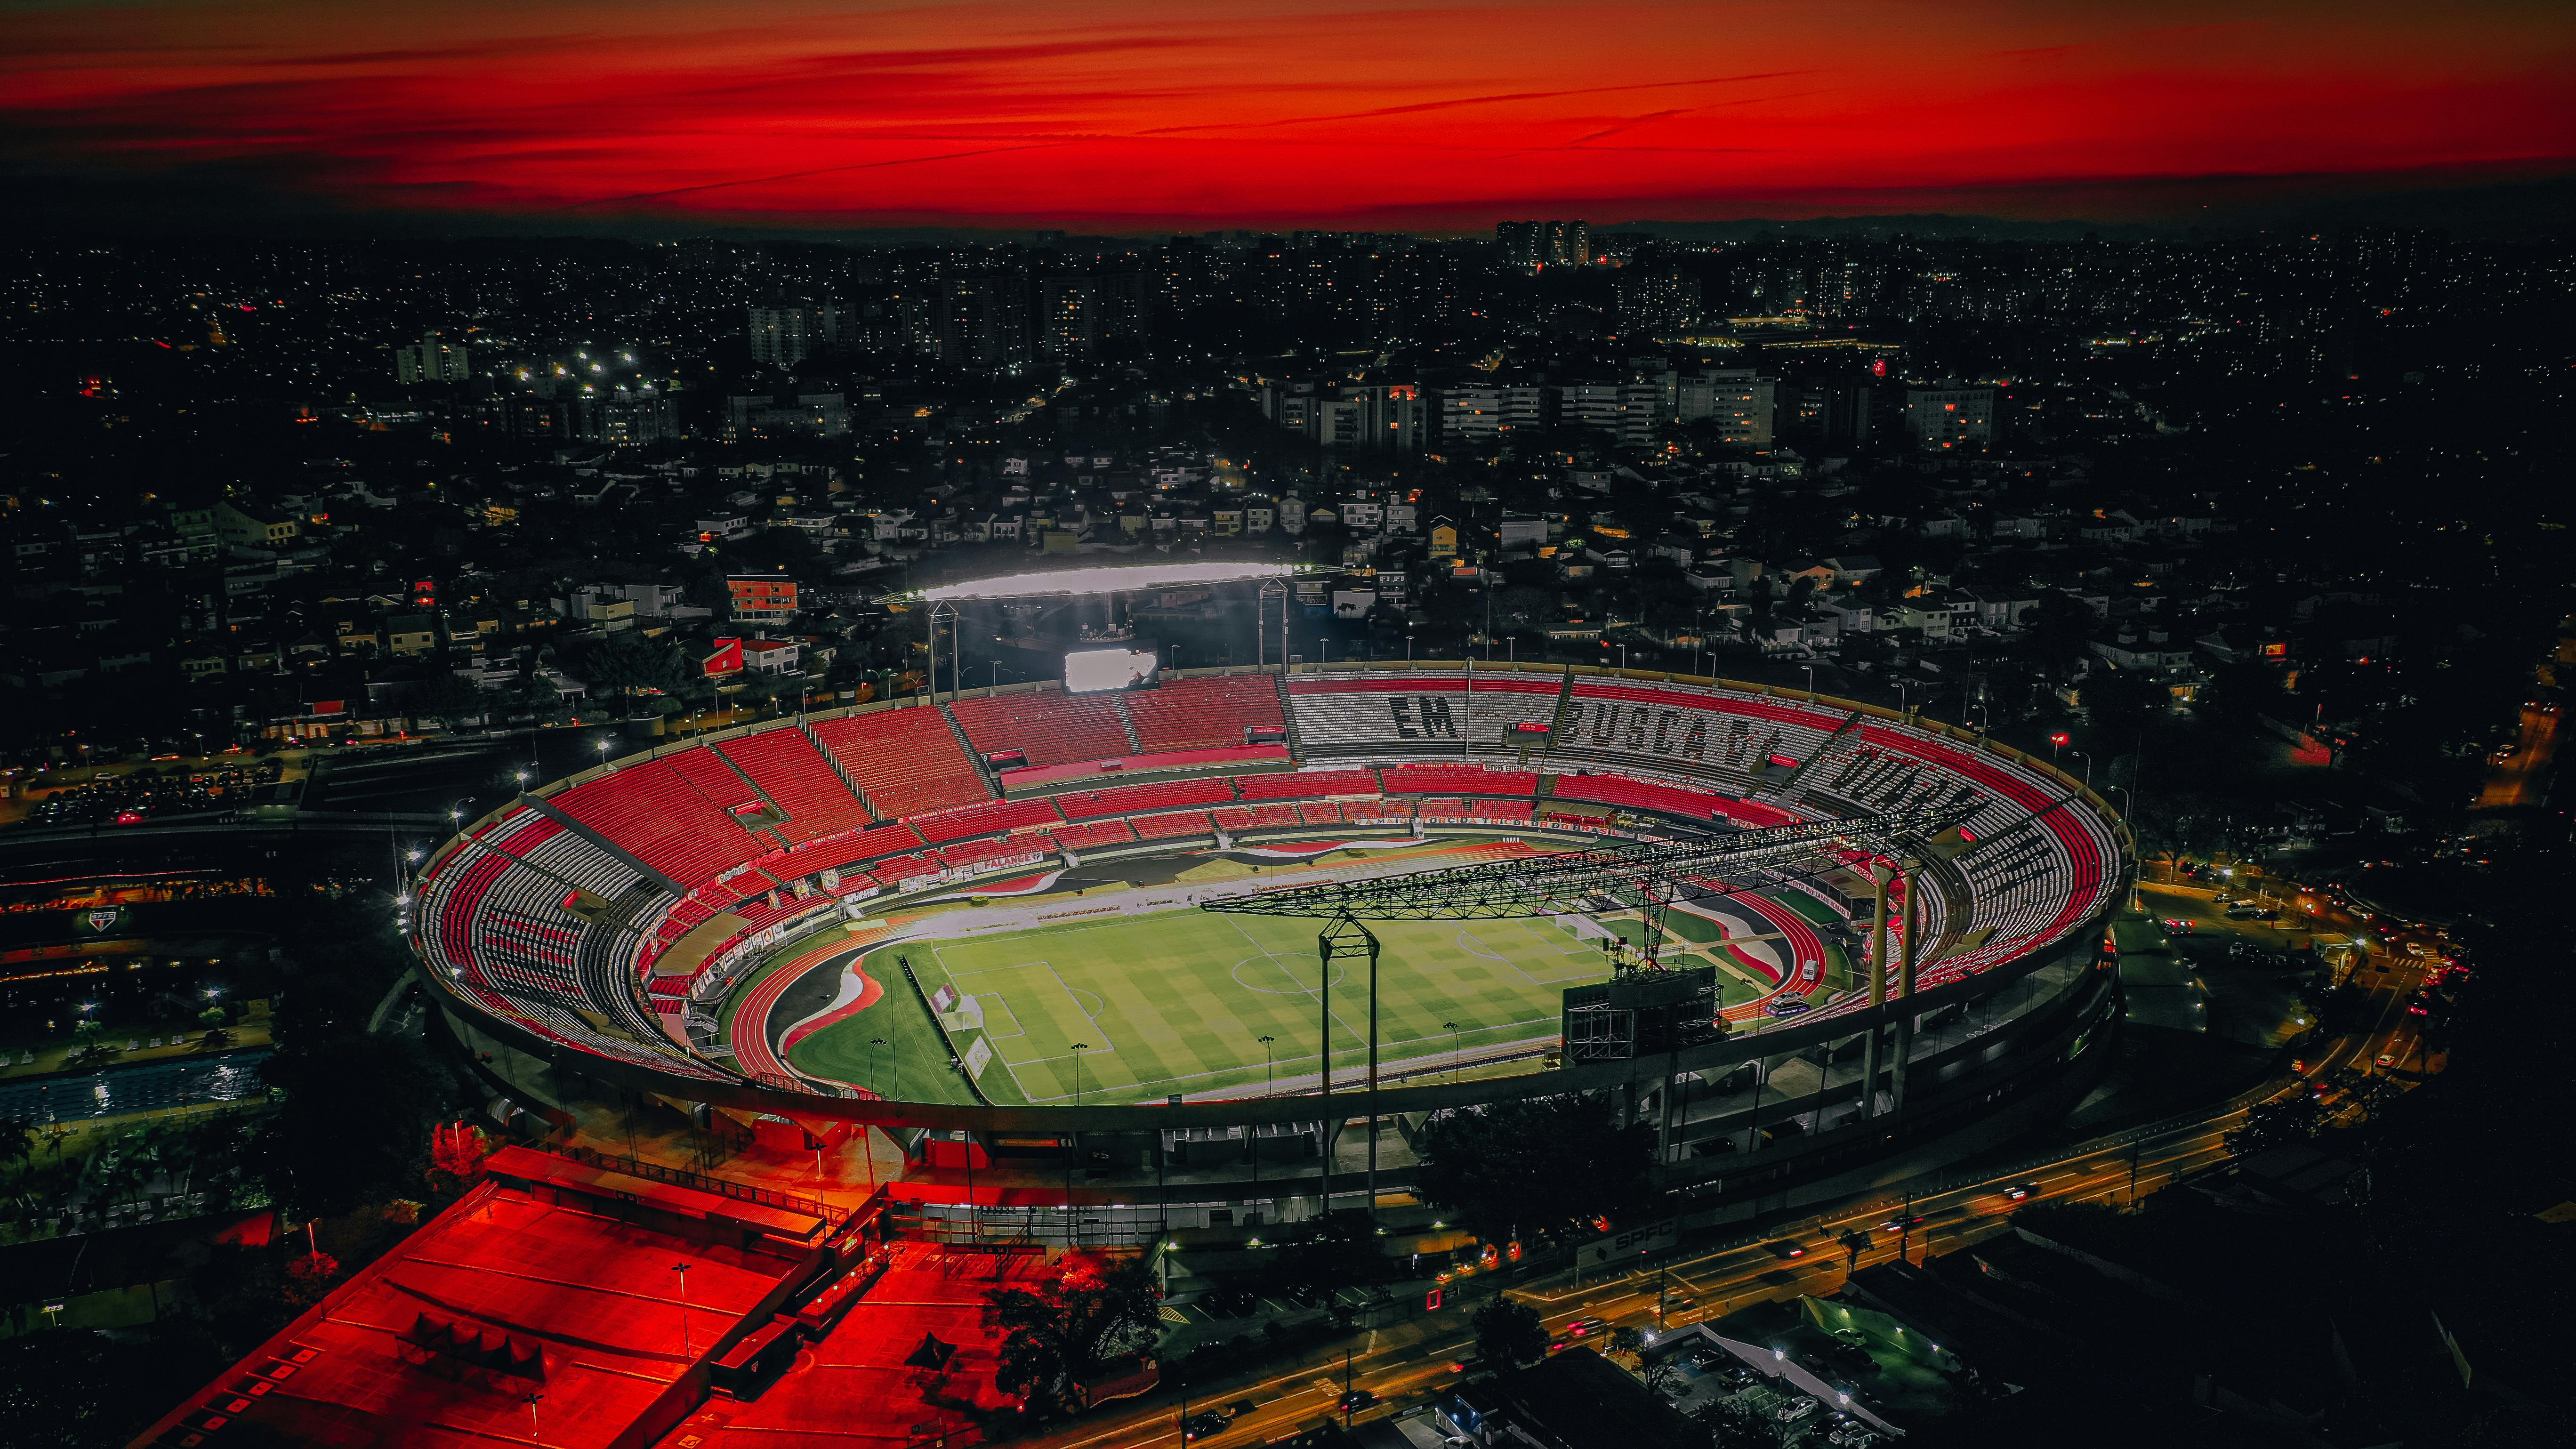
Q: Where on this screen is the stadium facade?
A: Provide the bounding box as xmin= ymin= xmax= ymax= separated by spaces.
xmin=412 ymin=662 xmax=2132 ymax=1237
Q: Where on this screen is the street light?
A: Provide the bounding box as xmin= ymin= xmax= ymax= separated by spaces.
xmin=1257 ymin=1034 xmax=1276 ymax=1096
xmin=1802 ymin=664 xmax=1816 ymax=699
xmin=870 ymin=1037 xmax=891 ymax=1098
xmin=2070 ymin=749 xmax=2094 ymax=789
xmin=1445 ymin=1021 xmax=1462 ymax=1079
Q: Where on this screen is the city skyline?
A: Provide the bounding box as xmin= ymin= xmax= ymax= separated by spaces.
xmin=6 ymin=0 xmax=2572 ymax=233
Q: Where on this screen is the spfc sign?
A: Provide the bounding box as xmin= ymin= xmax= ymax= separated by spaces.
xmin=80 ymin=907 xmax=126 ymax=934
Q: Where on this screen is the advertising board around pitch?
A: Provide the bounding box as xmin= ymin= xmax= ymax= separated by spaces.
xmin=1577 ymin=1216 xmax=1678 ymax=1267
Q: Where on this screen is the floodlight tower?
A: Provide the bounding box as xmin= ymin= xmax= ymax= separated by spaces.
xmin=926 ymin=600 xmax=962 ymax=703
xmin=1258 ymin=575 xmax=1292 ymax=672
xmin=1315 ymin=914 xmax=1380 ymax=1222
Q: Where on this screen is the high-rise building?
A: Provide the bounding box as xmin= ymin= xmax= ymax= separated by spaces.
xmin=1495 ymin=220 xmax=1591 ymax=271
xmin=1904 ymin=387 xmax=1997 ymax=451
xmin=393 ymin=332 xmax=472 ymax=383
xmin=1615 ymin=270 xmax=1702 ymax=335
xmin=1786 ymin=383 xmax=1887 ymax=452
xmin=1552 ymin=379 xmax=1664 ymax=446
xmin=1037 ymin=271 xmax=1149 ymax=363
xmin=746 ymin=300 xmax=839 ymax=368
xmin=1437 ymin=382 xmax=1549 ymax=441
xmin=1671 ymin=369 xmax=1776 ymax=448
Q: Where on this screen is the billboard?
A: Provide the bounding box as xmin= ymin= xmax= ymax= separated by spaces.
xmin=1064 ymin=647 xmax=1159 ymax=694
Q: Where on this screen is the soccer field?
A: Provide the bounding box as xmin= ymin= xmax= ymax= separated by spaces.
xmin=794 ymin=907 xmax=1623 ymax=1105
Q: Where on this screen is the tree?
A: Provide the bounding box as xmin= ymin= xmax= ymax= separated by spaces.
xmin=1692 ymin=1395 xmax=1779 ymax=1447
xmin=1493 ymin=585 xmax=1555 ymax=633
xmin=1472 ymin=1297 xmax=1550 ymax=1369
xmin=0 ymin=1116 xmax=31 ymax=1171
xmin=982 ymin=1252 xmax=1162 ymax=1418
xmin=2225 ymin=1093 xmax=2323 ymax=1157
xmin=408 ymin=672 xmax=492 ymax=731
xmin=575 ymin=633 xmax=690 ymax=703
xmin=1416 ymin=1094 xmax=1658 ymax=1242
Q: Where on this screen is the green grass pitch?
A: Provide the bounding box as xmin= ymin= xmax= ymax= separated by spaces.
xmin=786 ymin=907 xmax=1630 ymax=1106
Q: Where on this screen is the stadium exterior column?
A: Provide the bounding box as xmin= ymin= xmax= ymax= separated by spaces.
xmin=1891 ymin=862 xmax=1920 ymax=1115
xmin=1863 ymin=863 xmax=1891 ymax=1121
xmin=1365 ymin=930 xmax=1382 ymax=1225
xmin=1658 ymin=1048 xmax=1680 ymax=1165
xmin=1318 ymin=928 xmax=1332 ymax=1216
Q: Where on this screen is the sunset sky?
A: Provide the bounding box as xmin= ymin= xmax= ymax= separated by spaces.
xmin=5 ymin=0 xmax=2570 ymax=231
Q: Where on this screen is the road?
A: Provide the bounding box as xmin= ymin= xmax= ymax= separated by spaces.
xmin=2475 ymin=701 xmax=2559 ymax=810
xmin=1018 ymin=917 xmax=2438 ymax=1449
xmin=1038 ymin=1123 xmax=2249 ymax=1449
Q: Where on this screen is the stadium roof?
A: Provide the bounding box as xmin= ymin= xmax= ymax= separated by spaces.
xmin=128 ymin=1180 xmax=806 ymax=1449
xmin=915 ymin=561 xmax=1297 ymax=600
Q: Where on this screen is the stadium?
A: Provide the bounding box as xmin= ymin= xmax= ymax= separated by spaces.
xmin=411 ymin=643 xmax=2133 ymax=1240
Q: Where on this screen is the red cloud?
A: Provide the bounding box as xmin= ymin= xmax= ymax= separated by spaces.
xmin=2 ymin=0 xmax=2568 ymax=226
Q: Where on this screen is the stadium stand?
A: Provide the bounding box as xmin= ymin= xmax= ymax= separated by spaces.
xmin=718 ymin=731 xmax=876 ymax=842
xmin=810 ymin=707 xmax=990 ymax=817
xmin=1214 ymin=803 xmax=1301 ymax=831
xmin=937 ymin=837 xmax=1041 ymax=872
xmin=767 ymin=821 xmax=927 ymax=881
xmin=1044 ymin=819 xmax=1138 ymax=852
xmin=552 ymin=759 xmax=768 ymax=884
xmin=867 ymin=853 xmax=941 ymax=886
xmin=950 ymin=686 xmax=1135 ymax=766
xmin=416 ymin=667 xmax=2124 ymax=1097
xmin=1130 ymin=810 xmax=1217 ymax=841
xmin=1552 ymin=772 xmax=1730 ymax=821
xmin=1055 ymin=777 xmax=1237 ymax=819
xmin=1380 ymin=763 xmax=1540 ymax=796
xmin=1122 ymin=673 xmax=1286 ymax=751
xmin=1233 ymin=768 xmax=1381 ymax=800
xmin=911 ymin=796 xmax=1064 ymax=844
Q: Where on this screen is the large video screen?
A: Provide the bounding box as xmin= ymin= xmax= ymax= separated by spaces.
xmin=1064 ymin=647 xmax=1159 ymax=694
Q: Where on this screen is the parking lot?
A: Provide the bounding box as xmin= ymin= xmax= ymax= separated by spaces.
xmin=1641 ymin=1335 xmax=1889 ymax=1446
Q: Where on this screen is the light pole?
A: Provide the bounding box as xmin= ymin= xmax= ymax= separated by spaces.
xmin=671 ymin=1261 xmax=693 ymax=1357
xmin=594 ymin=737 xmax=612 ymax=772
xmin=1068 ymin=1043 xmax=1091 ymax=1247
xmin=1406 ymin=634 xmax=1415 ymax=662
xmin=1446 ymin=1020 xmax=1461 ymax=1079
xmin=1258 ymin=1035 xmax=1276 ymax=1096
xmin=1803 ymin=664 xmax=1816 ymax=699
xmin=869 ymin=1037 xmax=888 ymax=1098
xmin=1897 ymin=680 xmax=1910 ymax=715
xmin=2071 ymin=749 xmax=2094 ymax=789
xmin=2049 ymin=731 xmax=2069 ymax=768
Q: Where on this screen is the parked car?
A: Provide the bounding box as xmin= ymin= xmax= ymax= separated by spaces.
xmin=1775 ymin=1396 xmax=1821 ymax=1423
